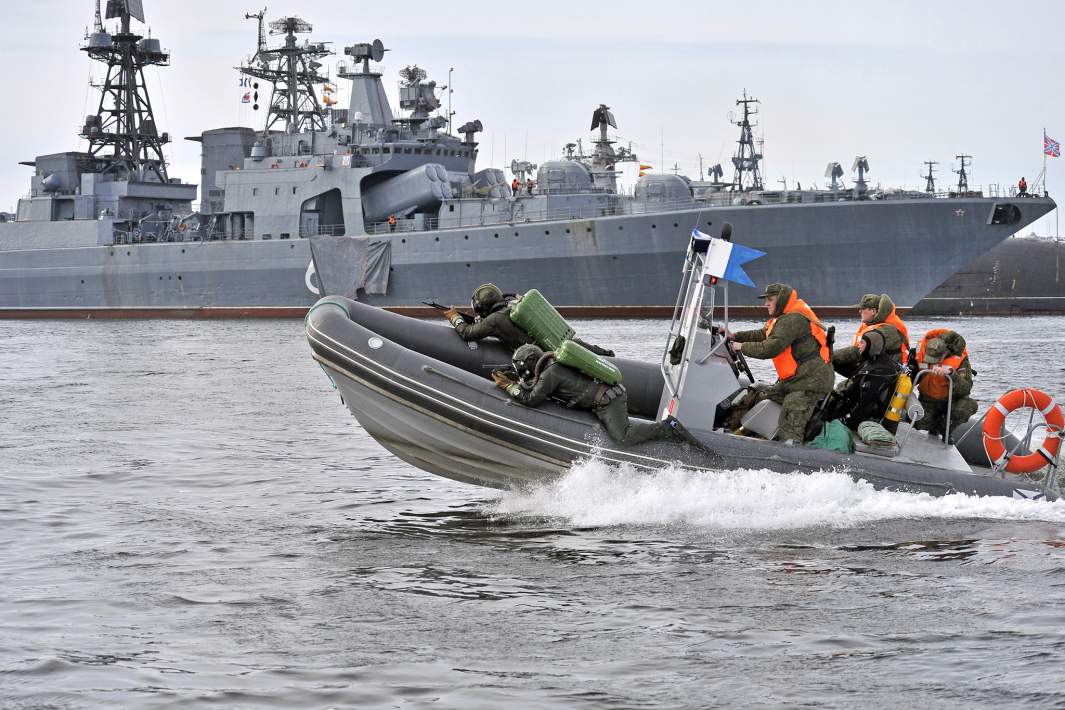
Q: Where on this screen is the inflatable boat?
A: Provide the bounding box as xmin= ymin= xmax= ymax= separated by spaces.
xmin=305 ymin=233 xmax=1061 ymax=501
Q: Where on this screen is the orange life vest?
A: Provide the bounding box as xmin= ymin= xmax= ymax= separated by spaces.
xmin=853 ymin=306 xmax=910 ymax=363
xmin=915 ymin=328 xmax=968 ymax=400
xmin=764 ymin=291 xmax=830 ymax=381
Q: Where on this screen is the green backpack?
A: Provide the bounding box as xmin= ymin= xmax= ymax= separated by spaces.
xmin=509 ymin=289 xmax=575 ymax=351
xmin=555 ymin=340 xmax=622 ymax=386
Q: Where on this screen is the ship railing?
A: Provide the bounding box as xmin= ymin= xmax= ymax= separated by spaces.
xmin=694 ymin=184 xmax=1051 ymax=206
xmin=300 ymin=224 xmax=346 ymax=237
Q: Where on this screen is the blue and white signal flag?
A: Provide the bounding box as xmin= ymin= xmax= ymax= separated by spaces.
xmin=691 ymin=229 xmax=765 ymax=288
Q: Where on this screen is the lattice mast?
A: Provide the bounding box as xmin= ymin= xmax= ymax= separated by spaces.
xmin=730 ymin=90 xmax=764 ymax=192
xmin=239 ymin=15 xmax=331 ymax=137
xmin=81 ymin=0 xmax=171 ymax=182
xmin=954 ymin=154 xmax=972 ymax=192
xmin=923 ymin=160 xmax=938 ymax=194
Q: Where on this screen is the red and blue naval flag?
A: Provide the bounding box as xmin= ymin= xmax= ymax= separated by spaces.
xmin=1046 ymin=132 xmax=1061 ymax=158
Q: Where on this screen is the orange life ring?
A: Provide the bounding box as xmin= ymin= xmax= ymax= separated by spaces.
xmin=176 ymin=222 xmax=188 ymax=232
xmin=982 ymin=388 xmax=1064 ymax=473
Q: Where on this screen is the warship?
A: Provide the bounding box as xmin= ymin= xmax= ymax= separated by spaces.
xmin=0 ymin=2 xmax=1057 ymax=317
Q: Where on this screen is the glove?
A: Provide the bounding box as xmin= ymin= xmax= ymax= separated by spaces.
xmin=506 ymin=383 xmax=522 ymax=397
xmin=491 ymin=370 xmax=516 ymax=388
xmin=443 ymin=307 xmax=462 ymax=327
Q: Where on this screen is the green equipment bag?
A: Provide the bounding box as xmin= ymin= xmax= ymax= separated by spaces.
xmin=555 ymin=339 xmax=622 ymax=386
xmin=805 ymin=419 xmax=854 ymax=454
xmin=509 ymin=289 xmax=575 ymax=351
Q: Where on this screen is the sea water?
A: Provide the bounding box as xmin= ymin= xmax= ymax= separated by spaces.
xmin=1 ymin=315 xmax=1063 ymax=708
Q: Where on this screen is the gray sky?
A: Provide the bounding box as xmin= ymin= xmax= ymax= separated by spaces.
xmin=3 ymin=1 xmax=1063 ymax=234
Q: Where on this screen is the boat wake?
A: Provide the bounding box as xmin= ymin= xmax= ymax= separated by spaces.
xmin=489 ymin=459 xmax=1065 ymax=530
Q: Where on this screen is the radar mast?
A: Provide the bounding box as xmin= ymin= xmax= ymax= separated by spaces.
xmin=81 ymin=0 xmax=171 ymax=182
xmin=239 ymin=15 xmax=332 ymax=136
xmin=730 ymin=90 xmax=763 ymax=192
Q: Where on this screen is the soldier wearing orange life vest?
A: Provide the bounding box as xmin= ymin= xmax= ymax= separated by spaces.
xmin=912 ymin=328 xmax=977 ymax=436
xmin=833 ymin=293 xmax=909 ymax=379
xmin=723 ymin=283 xmax=835 ymax=443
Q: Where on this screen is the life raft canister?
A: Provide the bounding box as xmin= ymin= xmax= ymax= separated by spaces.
xmin=982 ymin=388 xmax=1065 ymax=474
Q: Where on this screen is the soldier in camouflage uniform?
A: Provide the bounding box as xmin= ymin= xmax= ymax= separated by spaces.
xmin=832 ymin=293 xmax=909 ymax=378
xmin=912 ymin=330 xmax=978 ymax=437
xmin=445 ymin=283 xmax=614 ymax=356
xmin=444 ymin=283 xmax=535 ymax=353
xmin=724 ymin=283 xmax=835 ymax=443
xmin=495 ymin=344 xmax=684 ymax=446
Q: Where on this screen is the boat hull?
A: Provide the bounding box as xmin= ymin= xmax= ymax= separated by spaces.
xmin=307 ymin=297 xmax=1057 ymax=500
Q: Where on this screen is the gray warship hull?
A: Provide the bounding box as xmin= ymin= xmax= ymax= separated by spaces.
xmin=0 ymin=196 xmax=1055 ymax=316
xmin=913 ymin=236 xmax=1065 ymax=316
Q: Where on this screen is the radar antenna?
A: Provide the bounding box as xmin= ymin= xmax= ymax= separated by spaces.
xmin=730 ymin=90 xmax=763 ymax=192
xmin=395 ymin=64 xmax=439 ymax=126
xmin=923 ymin=160 xmax=938 ymax=194
xmin=953 ymin=154 xmax=971 ymax=192
xmin=852 ymin=156 xmax=870 ymax=196
xmin=238 ymin=15 xmax=331 ymax=136
xmin=81 ymin=0 xmax=171 ymax=182
xmin=825 ymin=162 xmax=844 ymax=191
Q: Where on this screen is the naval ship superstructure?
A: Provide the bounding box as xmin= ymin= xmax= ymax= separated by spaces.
xmin=0 ymin=3 xmax=1056 ymax=316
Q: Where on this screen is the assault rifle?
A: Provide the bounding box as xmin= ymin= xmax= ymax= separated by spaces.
xmin=422 ymin=300 xmax=475 ymax=324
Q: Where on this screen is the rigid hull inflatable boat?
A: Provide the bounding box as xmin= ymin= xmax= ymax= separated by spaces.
xmin=306 ymin=284 xmax=1060 ymax=500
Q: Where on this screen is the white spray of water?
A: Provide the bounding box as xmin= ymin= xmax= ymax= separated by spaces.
xmin=489 ymin=459 xmax=1065 ymax=530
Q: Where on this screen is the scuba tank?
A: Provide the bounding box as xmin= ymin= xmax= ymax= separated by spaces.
xmin=882 ymin=372 xmax=913 ymax=434
xmin=555 ymin=340 xmax=623 ymax=385
xmin=509 ymin=288 xmax=575 ymax=350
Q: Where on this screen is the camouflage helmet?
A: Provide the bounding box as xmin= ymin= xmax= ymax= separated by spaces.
xmin=471 ymin=283 xmax=504 ymax=316
xmin=512 ymin=343 xmax=544 ymax=379
xmin=923 ymin=337 xmax=947 ymax=364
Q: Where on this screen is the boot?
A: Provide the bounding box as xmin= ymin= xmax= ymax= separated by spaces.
xmin=665 ymin=415 xmax=706 ymax=449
